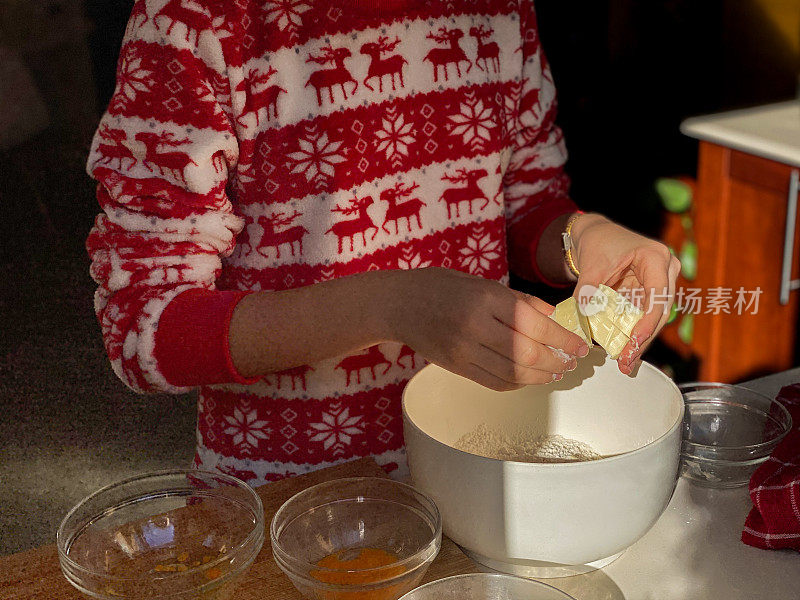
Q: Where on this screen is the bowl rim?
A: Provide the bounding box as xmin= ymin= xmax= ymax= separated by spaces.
xmin=397 ymin=573 xmax=577 ymax=599
xmin=56 ymin=469 xmax=265 ymax=584
xmin=678 ymin=382 xmax=793 ymax=453
xmin=270 ymin=476 xmax=442 ymax=581
xmin=401 ymin=360 xmax=685 ymax=468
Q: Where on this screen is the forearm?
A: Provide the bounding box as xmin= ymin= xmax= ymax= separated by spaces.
xmin=535 ymin=212 xmax=614 ymax=285
xmin=229 ymin=270 xmax=403 ymax=377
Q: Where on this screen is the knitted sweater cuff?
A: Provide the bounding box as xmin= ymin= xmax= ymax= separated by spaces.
xmin=154 ymin=288 xmax=259 ymax=387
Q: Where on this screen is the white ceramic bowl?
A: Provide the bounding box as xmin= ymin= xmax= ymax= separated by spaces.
xmin=402 ymin=350 xmax=684 ymax=578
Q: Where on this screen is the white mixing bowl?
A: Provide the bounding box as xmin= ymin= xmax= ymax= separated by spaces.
xmin=402 ymin=350 xmax=684 ymax=578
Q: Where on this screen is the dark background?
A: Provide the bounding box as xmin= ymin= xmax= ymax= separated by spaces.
xmin=0 ymin=0 xmax=798 ymax=554
xmin=539 ymin=0 xmax=799 ymax=232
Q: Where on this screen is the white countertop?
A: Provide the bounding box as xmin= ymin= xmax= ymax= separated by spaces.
xmin=530 ymin=367 xmax=800 ymax=600
xmin=681 ymin=101 xmax=800 ymax=168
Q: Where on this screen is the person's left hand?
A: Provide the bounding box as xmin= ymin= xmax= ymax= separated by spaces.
xmin=569 ymin=213 xmax=681 ymax=375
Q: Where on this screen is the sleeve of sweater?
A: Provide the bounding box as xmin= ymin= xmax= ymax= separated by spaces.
xmin=86 ymin=0 xmax=256 ymax=393
xmin=503 ymin=0 xmax=579 ymax=286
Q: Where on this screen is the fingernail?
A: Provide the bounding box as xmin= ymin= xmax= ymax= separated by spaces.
xmin=568 ymin=359 xmax=577 ymax=371
xmin=553 ymin=373 xmax=563 ymax=381
xmin=577 ymin=344 xmax=589 ymax=358
xmin=622 ymin=345 xmax=639 ymax=365
xmin=631 ymin=333 xmax=649 ymax=351
xmin=549 ymin=347 xmax=573 ymax=363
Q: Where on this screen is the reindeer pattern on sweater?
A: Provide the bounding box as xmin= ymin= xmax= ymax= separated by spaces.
xmin=86 ymin=0 xmax=573 ymax=484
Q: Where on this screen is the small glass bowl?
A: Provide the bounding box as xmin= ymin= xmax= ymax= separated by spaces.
xmin=271 ymin=477 xmax=441 ymax=600
xmin=398 ymin=574 xmax=576 ymax=600
xmin=679 ymin=383 xmax=792 ymax=488
xmin=57 ymin=470 xmax=264 ymax=600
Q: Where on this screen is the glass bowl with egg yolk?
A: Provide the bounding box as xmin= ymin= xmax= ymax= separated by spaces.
xmin=271 ymin=477 xmax=441 ymax=600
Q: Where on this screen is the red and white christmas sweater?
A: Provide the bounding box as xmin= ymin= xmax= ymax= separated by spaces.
xmin=86 ymin=0 xmax=577 ymax=485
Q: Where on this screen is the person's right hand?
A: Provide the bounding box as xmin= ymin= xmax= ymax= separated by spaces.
xmin=390 ymin=268 xmax=590 ymax=391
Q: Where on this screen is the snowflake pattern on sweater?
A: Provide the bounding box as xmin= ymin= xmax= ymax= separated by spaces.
xmin=86 ymin=0 xmax=576 ymax=485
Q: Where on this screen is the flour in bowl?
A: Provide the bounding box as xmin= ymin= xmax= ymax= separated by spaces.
xmin=454 ymin=423 xmax=602 ymax=463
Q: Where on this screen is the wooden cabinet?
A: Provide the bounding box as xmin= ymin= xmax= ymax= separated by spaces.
xmin=669 ymin=103 xmax=800 ymax=382
xmin=685 ymin=142 xmax=800 ymax=382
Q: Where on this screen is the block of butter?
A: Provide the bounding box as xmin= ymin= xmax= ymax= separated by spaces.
xmin=550 ymin=297 xmax=592 ymax=347
xmin=586 ymin=284 xmax=643 ymax=359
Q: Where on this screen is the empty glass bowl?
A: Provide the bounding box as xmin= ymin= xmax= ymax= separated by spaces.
xmin=57 ymin=470 xmax=264 ymax=600
xmin=271 ymin=477 xmax=441 ymax=600
xmin=398 ymin=574 xmax=576 ymax=600
xmin=680 ymin=383 xmax=792 ymax=488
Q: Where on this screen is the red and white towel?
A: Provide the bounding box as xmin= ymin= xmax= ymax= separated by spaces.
xmin=742 ymin=383 xmax=800 ymax=551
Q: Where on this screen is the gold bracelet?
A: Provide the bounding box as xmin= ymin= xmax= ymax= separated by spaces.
xmin=562 ymin=212 xmax=583 ymax=277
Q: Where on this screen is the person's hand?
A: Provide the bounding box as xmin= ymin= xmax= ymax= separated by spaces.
xmin=570 ymin=213 xmax=681 ymax=375
xmin=391 ymin=268 xmax=590 ymax=391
